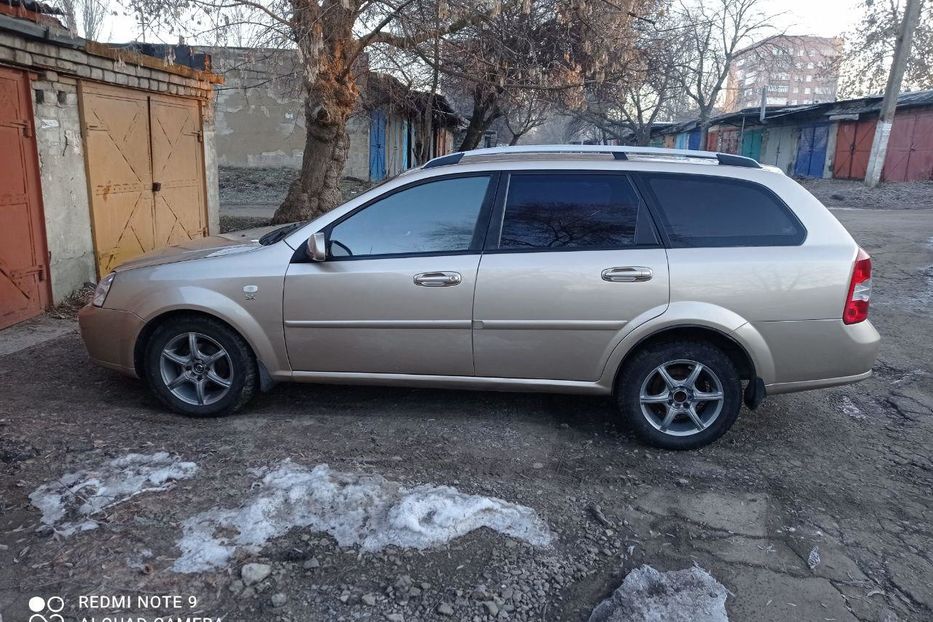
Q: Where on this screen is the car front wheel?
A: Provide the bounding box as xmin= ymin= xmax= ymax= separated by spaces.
xmin=616 ymin=340 xmax=742 ymax=449
xmin=144 ymin=316 xmax=257 ymax=417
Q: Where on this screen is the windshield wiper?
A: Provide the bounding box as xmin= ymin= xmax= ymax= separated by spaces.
xmin=259 ymin=222 xmax=304 ymax=246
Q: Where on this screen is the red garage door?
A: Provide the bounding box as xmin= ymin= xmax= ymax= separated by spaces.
xmin=0 ymin=67 xmax=49 ymax=330
xmin=833 ymin=118 xmax=877 ymax=180
xmin=883 ymin=108 xmax=933 ymax=182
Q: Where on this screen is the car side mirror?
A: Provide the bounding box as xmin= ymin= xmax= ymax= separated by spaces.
xmin=308 ymin=232 xmax=327 ymax=262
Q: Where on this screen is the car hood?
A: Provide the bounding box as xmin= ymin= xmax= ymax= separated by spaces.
xmin=112 ymin=231 xmax=272 ymax=272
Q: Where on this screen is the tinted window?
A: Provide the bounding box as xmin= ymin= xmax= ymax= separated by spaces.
xmin=330 ymin=175 xmax=491 ymax=257
xmin=499 ymin=174 xmax=649 ymax=249
xmin=645 ymin=175 xmax=805 ymax=247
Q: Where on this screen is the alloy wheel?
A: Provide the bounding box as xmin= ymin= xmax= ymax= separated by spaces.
xmin=159 ymin=332 xmax=233 ymax=406
xmin=639 ymin=359 xmax=725 ymax=437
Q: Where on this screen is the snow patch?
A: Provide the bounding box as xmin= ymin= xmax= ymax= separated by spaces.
xmin=173 ymin=461 xmax=553 ymax=573
xmin=29 ymin=452 xmax=198 ymax=536
xmin=840 ymin=396 xmax=865 ymax=419
xmin=589 ymin=565 xmax=729 ymax=622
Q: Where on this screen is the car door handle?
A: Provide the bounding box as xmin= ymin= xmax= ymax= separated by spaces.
xmin=601 ymin=266 xmax=653 ymax=282
xmin=413 ymin=271 xmax=462 ymax=287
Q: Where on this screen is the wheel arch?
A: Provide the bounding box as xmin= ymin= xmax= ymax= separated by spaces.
xmin=612 ymin=325 xmax=756 ymax=389
xmin=601 ymin=303 xmax=776 ymax=392
xmin=133 ymin=308 xmax=275 ymax=391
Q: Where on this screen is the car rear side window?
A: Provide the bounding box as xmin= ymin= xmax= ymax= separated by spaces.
xmin=498 ymin=173 xmax=656 ymax=250
xmin=643 ymin=174 xmax=805 ymax=247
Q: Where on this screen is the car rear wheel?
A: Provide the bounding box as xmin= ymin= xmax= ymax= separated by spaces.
xmin=144 ymin=316 xmax=257 ymax=417
xmin=616 ymin=340 xmax=742 ymax=449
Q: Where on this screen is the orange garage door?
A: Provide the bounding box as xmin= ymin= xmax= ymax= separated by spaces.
xmin=0 ymin=67 xmax=49 ymax=330
xmin=81 ymin=83 xmax=208 ymax=276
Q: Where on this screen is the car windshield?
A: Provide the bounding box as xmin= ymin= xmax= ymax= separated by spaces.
xmin=258 ymin=221 xmax=307 ymax=246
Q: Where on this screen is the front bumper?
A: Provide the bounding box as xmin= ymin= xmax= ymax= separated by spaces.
xmin=77 ymin=305 xmax=146 ymax=377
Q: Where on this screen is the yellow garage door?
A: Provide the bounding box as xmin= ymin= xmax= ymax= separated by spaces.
xmin=81 ymin=83 xmax=207 ymax=275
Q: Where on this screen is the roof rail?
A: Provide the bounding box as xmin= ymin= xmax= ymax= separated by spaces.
xmin=422 ymin=144 xmax=762 ymax=169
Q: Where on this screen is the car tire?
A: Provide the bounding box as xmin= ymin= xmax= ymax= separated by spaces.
xmin=616 ymin=340 xmax=742 ymax=450
xmin=143 ymin=315 xmax=258 ymax=417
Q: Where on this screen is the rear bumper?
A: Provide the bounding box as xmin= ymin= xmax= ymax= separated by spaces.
xmin=756 ymin=318 xmax=880 ymax=393
xmin=766 ymin=370 xmax=872 ymax=395
xmin=77 ymin=305 xmax=145 ymax=377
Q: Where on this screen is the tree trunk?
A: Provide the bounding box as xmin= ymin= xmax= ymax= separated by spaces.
xmin=272 ymin=2 xmax=358 ymax=224
xmin=457 ymin=86 xmax=501 ymax=151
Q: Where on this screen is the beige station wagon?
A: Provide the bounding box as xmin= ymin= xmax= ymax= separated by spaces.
xmin=79 ymin=145 xmax=880 ymax=449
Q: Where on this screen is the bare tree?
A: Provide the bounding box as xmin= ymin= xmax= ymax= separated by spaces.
xmin=676 ymin=0 xmax=778 ymax=143
xmin=501 ymin=89 xmax=551 ymax=145
xmin=569 ymin=4 xmax=687 ymax=145
xmin=54 ymin=0 xmax=107 ymax=40
xmin=437 ymin=0 xmax=660 ymax=151
xmin=839 ymin=0 xmax=933 ymax=97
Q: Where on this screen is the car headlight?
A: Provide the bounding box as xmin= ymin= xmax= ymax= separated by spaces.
xmin=93 ymin=272 xmax=116 ymax=307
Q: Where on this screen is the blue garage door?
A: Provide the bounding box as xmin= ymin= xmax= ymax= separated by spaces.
xmin=794 ymin=124 xmax=829 ymax=178
xmin=687 ymin=128 xmax=701 ymax=150
xmin=369 ymin=109 xmax=387 ymax=181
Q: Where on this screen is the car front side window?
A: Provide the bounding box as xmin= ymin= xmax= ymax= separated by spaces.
xmin=328 ymin=175 xmax=492 ymax=258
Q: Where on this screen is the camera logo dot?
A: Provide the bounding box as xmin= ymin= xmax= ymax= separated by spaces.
xmin=28 ymin=596 xmax=46 ymax=612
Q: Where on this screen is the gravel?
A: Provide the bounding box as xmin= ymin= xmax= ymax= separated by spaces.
xmin=800 ymin=178 xmax=933 ymax=210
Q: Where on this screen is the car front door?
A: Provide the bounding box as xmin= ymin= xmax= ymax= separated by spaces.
xmin=283 ymin=173 xmax=497 ymax=375
xmin=472 ymin=171 xmax=669 ymax=382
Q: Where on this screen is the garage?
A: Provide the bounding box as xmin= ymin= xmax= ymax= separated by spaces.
xmin=833 ymin=118 xmax=876 ymax=180
xmin=81 ymin=83 xmax=209 ymax=276
xmin=794 ymin=123 xmax=830 ymax=178
xmin=883 ymin=108 xmax=933 ymax=182
xmin=0 ymin=67 xmax=49 ymax=330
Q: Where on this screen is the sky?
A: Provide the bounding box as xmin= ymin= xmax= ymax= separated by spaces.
xmin=99 ymin=0 xmax=863 ymax=45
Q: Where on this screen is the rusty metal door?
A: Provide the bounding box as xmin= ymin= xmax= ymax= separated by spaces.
xmin=81 ymin=83 xmax=207 ymax=276
xmin=0 ymin=67 xmax=49 ymax=330
xmin=883 ymin=109 xmax=933 ymax=182
xmin=149 ymin=94 xmax=207 ymax=246
xmin=833 ymin=118 xmax=877 ymax=180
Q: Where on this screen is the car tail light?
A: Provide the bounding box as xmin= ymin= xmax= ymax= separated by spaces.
xmin=843 ymin=248 xmax=872 ymax=325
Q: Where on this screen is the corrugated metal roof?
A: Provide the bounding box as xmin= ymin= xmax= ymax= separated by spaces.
xmin=823 ymin=89 xmax=933 ymax=116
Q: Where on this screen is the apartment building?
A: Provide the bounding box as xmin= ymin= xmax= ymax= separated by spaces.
xmin=724 ymin=35 xmax=843 ymax=111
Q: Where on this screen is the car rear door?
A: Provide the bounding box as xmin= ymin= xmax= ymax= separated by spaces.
xmin=472 ymin=171 xmax=669 ymax=382
xmin=283 ymin=173 xmax=497 ymax=376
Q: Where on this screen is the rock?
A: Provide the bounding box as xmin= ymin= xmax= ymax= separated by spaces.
xmin=385 ymin=614 xmax=404 ymax=622
xmin=240 ymin=587 xmax=255 ymax=600
xmin=437 ymin=602 xmax=455 ymax=616
xmin=339 ymin=591 xmax=351 ymax=603
xmin=271 ymin=592 xmax=287 ymax=608
xmin=241 ymin=563 xmax=272 ymax=586
xmin=808 ymin=546 xmax=821 ymax=570
xmin=532 ymin=462 xmax=545 ymax=469
xmin=409 ymin=587 xmax=422 ymax=598
xmin=228 ymin=580 xmax=244 ymax=594
xmin=303 ymin=557 xmax=320 ymax=569
xmin=394 ymin=575 xmax=413 ymax=590
xmin=482 ymin=601 xmax=499 ymax=616
xmin=362 ymin=593 xmax=377 ymax=606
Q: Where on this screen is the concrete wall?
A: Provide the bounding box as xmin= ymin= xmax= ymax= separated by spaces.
xmin=0 ymin=27 xmax=219 ymax=301
xmin=206 ymin=48 xmax=374 ymax=179
xmin=345 ymin=114 xmax=370 ymax=180
xmin=31 ymin=72 xmax=97 ymax=301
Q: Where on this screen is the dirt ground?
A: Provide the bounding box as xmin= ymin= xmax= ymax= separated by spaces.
xmin=1 ymin=198 xmax=932 ymax=622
